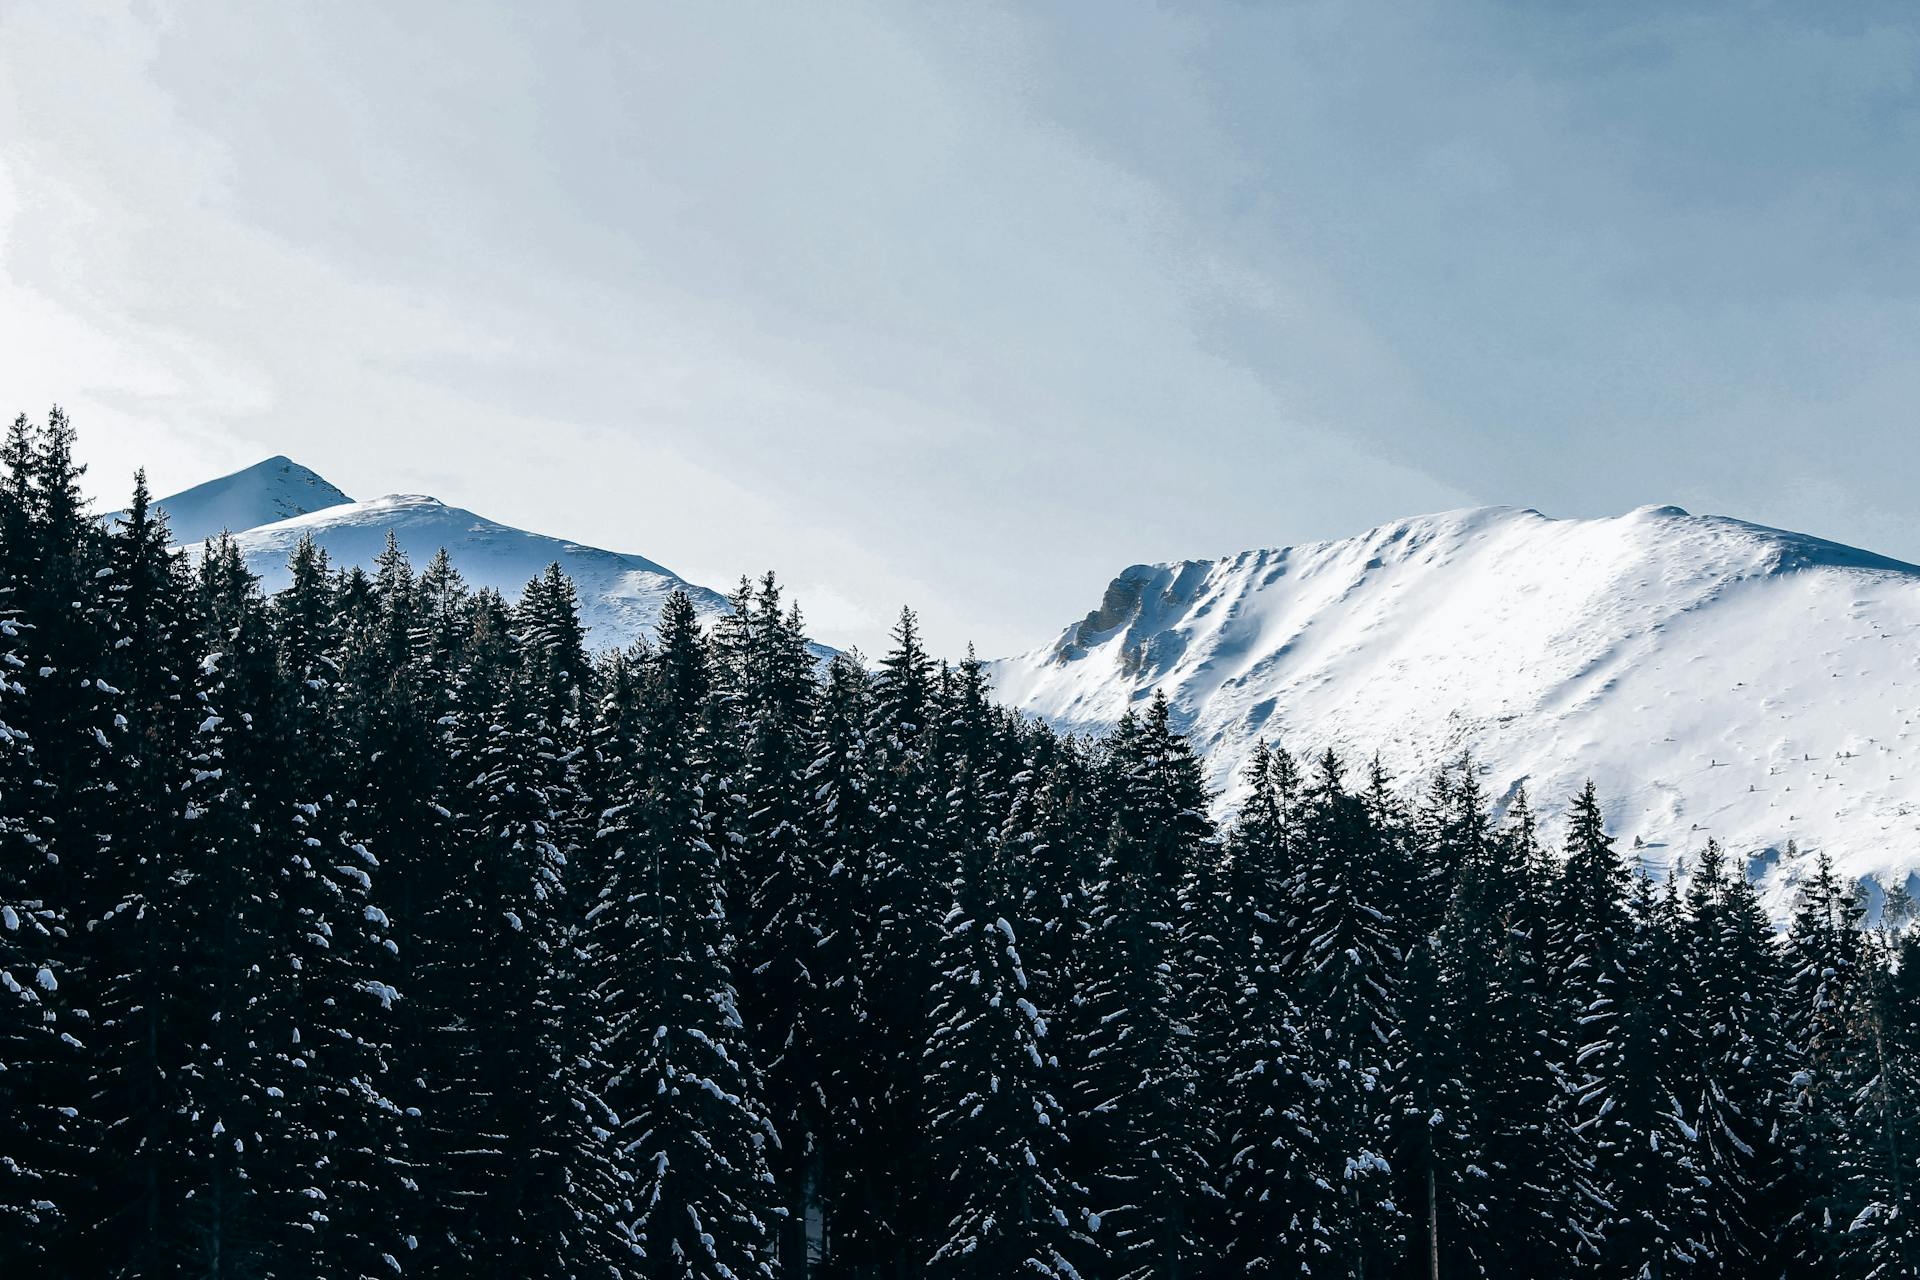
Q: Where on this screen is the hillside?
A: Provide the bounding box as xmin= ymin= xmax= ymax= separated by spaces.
xmin=990 ymin=504 xmax=1920 ymax=914
xmin=160 ymin=464 xmax=739 ymax=647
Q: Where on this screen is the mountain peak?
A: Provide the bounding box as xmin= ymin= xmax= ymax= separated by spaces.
xmin=991 ymin=503 xmax=1920 ymax=916
xmin=176 ymin=482 xmax=766 ymax=653
xmin=149 ymin=456 xmax=353 ymax=545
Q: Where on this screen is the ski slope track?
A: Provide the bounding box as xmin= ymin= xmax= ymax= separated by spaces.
xmin=158 ymin=460 xmax=745 ymax=651
xmin=989 ymin=504 xmax=1920 ymax=917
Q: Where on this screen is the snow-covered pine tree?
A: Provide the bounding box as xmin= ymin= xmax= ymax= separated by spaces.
xmin=717 ymin=574 xmax=831 ymax=1275
xmin=1288 ymin=749 xmax=1404 ymax=1279
xmin=799 ymin=651 xmax=880 ymax=1272
xmin=1015 ymin=730 xmax=1105 ymax=1080
xmin=75 ymin=466 xmax=210 ymax=1274
xmin=1176 ymin=798 xmax=1241 ymax=1267
xmin=413 ymin=548 xmax=472 ymax=674
xmin=1408 ymin=752 xmax=1486 ymax=938
xmin=855 ymin=607 xmax=944 ymax=1272
xmin=1594 ymin=869 xmax=1708 ymax=1280
xmin=1549 ymin=781 xmax=1638 ymax=1263
xmin=1402 ymin=756 xmax=1500 ymax=1280
xmin=0 ymin=413 xmax=94 ymax=1268
xmin=521 ymin=568 xmax=637 ymax=1280
xmin=271 ymin=564 xmax=418 ymax=1280
xmin=408 ymin=570 xmax=620 ymax=1273
xmin=9 ymin=410 xmax=117 ymax=895
xmin=182 ymin=537 xmax=413 ymax=1276
xmin=6 ymin=411 xmax=118 ymax=979
xmin=920 ymin=753 xmax=1087 ymax=1278
xmin=1778 ymin=849 xmax=1869 ymax=1277
xmin=1828 ymin=925 xmax=1920 ymax=1278
xmin=1783 ymin=850 xmax=1866 ymax=1075
xmin=1003 ymin=734 xmax=1112 ymax=1280
xmin=119 ymin=534 xmax=310 ymax=1274
xmin=480 ymin=568 xmax=628 ymax=1275
xmin=1217 ymin=742 xmax=1340 ymax=1276
xmin=707 ymin=578 xmax=759 ymax=905
xmin=1073 ymin=694 xmax=1213 ymax=1280
xmin=270 ymin=534 xmax=336 ymax=686
xmin=1678 ymin=839 xmax=1793 ymax=1277
xmin=593 ymin=589 xmax=776 ymax=1280
xmin=1460 ymin=793 xmax=1596 ymax=1277
xmin=319 ymin=534 xmax=474 ymax=1269
xmin=1185 ymin=742 xmax=1313 ymax=1265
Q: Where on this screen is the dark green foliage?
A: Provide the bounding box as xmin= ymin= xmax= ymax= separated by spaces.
xmin=1073 ymin=695 xmax=1213 ymax=1280
xmin=4 ymin=409 xmax=1916 ymax=1280
xmin=1291 ymin=751 xmax=1403 ymax=1278
xmin=591 ymin=591 xmax=776 ymax=1280
xmin=921 ymin=758 xmax=1087 ymax=1279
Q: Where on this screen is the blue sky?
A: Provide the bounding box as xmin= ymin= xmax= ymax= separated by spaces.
xmin=3 ymin=2 xmax=1916 ymax=655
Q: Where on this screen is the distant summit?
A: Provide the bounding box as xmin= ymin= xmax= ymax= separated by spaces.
xmin=208 ymin=492 xmax=738 ymax=649
xmin=145 ymin=456 xmax=354 ymax=545
xmin=147 ymin=460 xmax=819 ymax=656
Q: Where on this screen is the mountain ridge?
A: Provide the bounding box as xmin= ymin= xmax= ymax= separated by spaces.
xmin=151 ymin=456 xmax=1920 ymax=914
xmin=989 ymin=502 xmax=1920 ymax=916
xmin=156 ymin=464 xmax=748 ymax=651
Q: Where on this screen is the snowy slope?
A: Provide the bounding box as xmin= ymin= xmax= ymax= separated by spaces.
xmin=161 ymin=465 xmax=742 ymax=649
xmin=204 ymin=494 xmax=736 ymax=646
xmin=990 ymin=505 xmax=1920 ymax=914
xmin=149 ymin=456 xmax=355 ymax=545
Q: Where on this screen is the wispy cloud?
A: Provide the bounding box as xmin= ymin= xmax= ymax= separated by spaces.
xmin=3 ymin=2 xmax=1913 ymax=654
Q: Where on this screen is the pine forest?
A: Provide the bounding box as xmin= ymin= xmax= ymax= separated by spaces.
xmin=5 ymin=408 xmax=1918 ymax=1280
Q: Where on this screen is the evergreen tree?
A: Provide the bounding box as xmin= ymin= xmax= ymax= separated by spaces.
xmin=82 ymin=469 xmax=204 ymax=1275
xmin=1290 ymin=750 xmax=1403 ymax=1279
xmin=854 ymin=608 xmax=943 ymax=1273
xmin=800 ymin=652 xmax=880 ymax=1272
xmin=1014 ymin=731 xmax=1106 ymax=1110
xmin=411 ymin=571 xmax=622 ymax=1273
xmin=1680 ymin=840 xmax=1792 ymax=1277
xmin=0 ymin=414 xmax=92 ymax=1268
xmin=1399 ymin=756 xmax=1497 ymax=1280
xmin=1074 ymin=695 xmax=1213 ymax=1280
xmin=1469 ymin=796 xmax=1594 ymax=1277
xmin=320 ymin=534 xmax=475 ymax=1271
xmin=183 ymin=538 xmax=404 ymax=1274
xmin=721 ymin=575 xmax=831 ymax=1275
xmin=1832 ymin=926 xmax=1920 ymax=1278
xmin=1599 ymin=871 xmax=1708 ymax=1280
xmin=10 ymin=404 xmax=1920 ymax=1280
xmin=1554 ymin=782 xmax=1634 ymax=1264
xmin=593 ymin=591 xmax=776 ymax=1279
xmin=920 ymin=756 xmax=1086 ymax=1278
xmin=1780 ymin=850 xmax=1869 ymax=1277
xmin=1218 ymin=742 xmax=1339 ymax=1276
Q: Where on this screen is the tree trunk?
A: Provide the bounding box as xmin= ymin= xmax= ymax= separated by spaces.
xmin=1428 ymin=1163 xmax=1440 ymax=1280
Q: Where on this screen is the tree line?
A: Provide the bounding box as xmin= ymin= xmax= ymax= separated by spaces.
xmin=3 ymin=407 xmax=1917 ymax=1279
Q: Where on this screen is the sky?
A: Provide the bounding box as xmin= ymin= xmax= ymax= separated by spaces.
xmin=3 ymin=2 xmax=1918 ymax=657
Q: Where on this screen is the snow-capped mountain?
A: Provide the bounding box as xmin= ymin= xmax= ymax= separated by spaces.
xmin=158 ymin=461 xmax=738 ymax=647
xmin=150 ymin=456 xmax=354 ymax=545
xmin=990 ymin=504 xmax=1920 ymax=914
